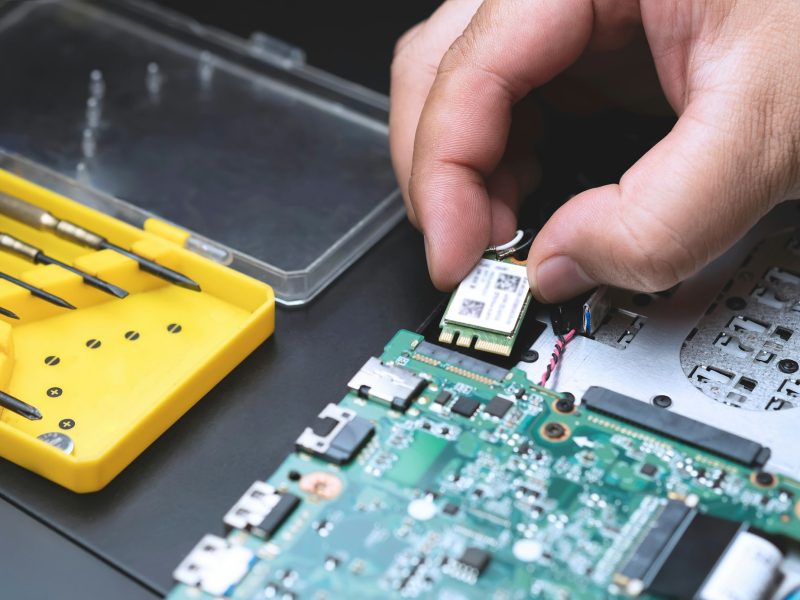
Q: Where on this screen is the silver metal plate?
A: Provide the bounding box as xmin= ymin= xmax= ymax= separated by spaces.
xmin=518 ymin=202 xmax=800 ymax=478
xmin=36 ymin=431 xmax=74 ymax=454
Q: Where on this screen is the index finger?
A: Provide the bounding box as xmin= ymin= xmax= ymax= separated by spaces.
xmin=410 ymin=0 xmax=594 ymax=288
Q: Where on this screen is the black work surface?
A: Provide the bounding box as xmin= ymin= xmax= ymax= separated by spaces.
xmin=0 ymin=2 xmax=675 ymax=597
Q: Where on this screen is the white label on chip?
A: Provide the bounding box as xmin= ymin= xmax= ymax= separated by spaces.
xmin=444 ymin=259 xmax=530 ymax=335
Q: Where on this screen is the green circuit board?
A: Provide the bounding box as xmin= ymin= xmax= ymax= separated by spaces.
xmin=168 ymin=330 xmax=800 ymax=600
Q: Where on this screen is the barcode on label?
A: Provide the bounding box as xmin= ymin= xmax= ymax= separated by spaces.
xmin=495 ymin=273 xmax=521 ymax=292
xmin=458 ymin=299 xmax=485 ymax=318
xmin=443 ymin=258 xmax=530 ymax=335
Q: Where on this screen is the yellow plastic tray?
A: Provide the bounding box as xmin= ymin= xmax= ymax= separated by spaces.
xmin=0 ymin=169 xmax=274 ymax=492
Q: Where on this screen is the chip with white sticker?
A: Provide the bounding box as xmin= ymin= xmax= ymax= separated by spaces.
xmin=439 ymin=258 xmax=532 ymax=356
xmin=445 ymin=259 xmax=528 ymax=334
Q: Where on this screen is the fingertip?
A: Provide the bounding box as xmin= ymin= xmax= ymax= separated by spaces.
xmin=528 ymin=254 xmax=597 ymax=303
xmin=424 ymin=224 xmax=488 ymax=291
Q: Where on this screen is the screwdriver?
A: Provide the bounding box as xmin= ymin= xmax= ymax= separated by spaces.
xmin=0 ymin=271 xmax=76 ymax=309
xmin=0 ymin=233 xmax=128 ymax=298
xmin=0 ymin=306 xmax=18 ymax=319
xmin=0 ymin=390 xmax=42 ymax=420
xmin=0 ymin=193 xmax=200 ymax=291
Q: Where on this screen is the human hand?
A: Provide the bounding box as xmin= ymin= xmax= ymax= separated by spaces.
xmin=390 ymin=0 xmax=800 ymax=302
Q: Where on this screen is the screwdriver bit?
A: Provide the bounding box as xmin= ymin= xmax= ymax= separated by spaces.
xmin=0 ymin=271 xmax=76 ymax=309
xmin=0 ymin=232 xmax=128 ymax=298
xmin=0 ymin=390 xmax=42 ymax=420
xmin=0 ymin=305 xmax=18 ymax=319
xmin=0 ymin=193 xmax=200 ymax=291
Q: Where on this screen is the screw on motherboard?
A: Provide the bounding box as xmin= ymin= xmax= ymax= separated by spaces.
xmin=521 ymin=349 xmax=539 ymax=363
xmin=543 ymin=422 xmax=566 ymax=440
xmin=753 ymin=471 xmax=775 ymax=487
xmin=778 ymin=359 xmax=799 ymax=374
xmin=555 ymin=394 xmax=575 ymax=413
xmin=652 ymin=395 xmax=672 ymax=408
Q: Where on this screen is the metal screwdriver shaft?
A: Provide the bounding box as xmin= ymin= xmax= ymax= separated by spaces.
xmin=0 ymin=306 xmax=19 ymax=319
xmin=0 ymin=193 xmax=200 ymax=291
xmin=0 ymin=233 xmax=128 ymax=298
xmin=0 ymin=271 xmax=76 ymax=309
xmin=0 ymin=390 xmax=42 ymax=420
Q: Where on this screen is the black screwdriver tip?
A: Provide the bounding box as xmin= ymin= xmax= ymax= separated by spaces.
xmin=0 ymin=390 xmax=42 ymax=420
xmin=102 ymin=242 xmax=201 ymax=291
xmin=0 ymin=271 xmax=76 ymax=309
xmin=0 ymin=306 xmax=19 ymax=319
xmin=38 ymin=255 xmax=129 ymax=299
xmin=34 ymin=289 xmax=77 ymax=310
xmin=164 ymin=269 xmax=201 ymax=292
xmin=91 ymin=280 xmax=129 ymax=299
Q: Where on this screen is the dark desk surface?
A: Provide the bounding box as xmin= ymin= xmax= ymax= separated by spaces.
xmin=0 ymin=2 xmax=441 ymax=597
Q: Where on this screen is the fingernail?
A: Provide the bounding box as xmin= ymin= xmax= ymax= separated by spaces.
xmin=532 ymin=255 xmax=596 ymax=303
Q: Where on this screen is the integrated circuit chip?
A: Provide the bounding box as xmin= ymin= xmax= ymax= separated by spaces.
xmin=484 ymin=396 xmax=513 ymax=418
xmin=443 ymin=502 xmax=459 ymax=516
xmin=451 ymin=396 xmax=480 ymax=418
xmin=458 ymin=547 xmax=491 ymax=576
xmin=434 ymin=391 xmax=452 ymax=406
xmin=640 ymin=463 xmax=658 ymax=477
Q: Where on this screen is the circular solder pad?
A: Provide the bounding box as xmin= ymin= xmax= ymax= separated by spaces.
xmin=299 ymin=471 xmax=343 ymax=500
xmin=37 ymin=431 xmax=74 ymax=454
xmin=540 ymin=422 xmax=571 ymax=442
xmin=750 ymin=471 xmax=777 ymax=489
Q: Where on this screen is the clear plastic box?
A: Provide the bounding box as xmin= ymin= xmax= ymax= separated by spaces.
xmin=0 ymin=0 xmax=404 ymax=305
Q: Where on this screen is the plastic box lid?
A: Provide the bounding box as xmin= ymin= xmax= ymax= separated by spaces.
xmin=0 ymin=0 xmax=404 ymax=305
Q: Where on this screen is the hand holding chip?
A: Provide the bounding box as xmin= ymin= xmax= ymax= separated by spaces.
xmin=389 ymin=0 xmax=800 ymax=302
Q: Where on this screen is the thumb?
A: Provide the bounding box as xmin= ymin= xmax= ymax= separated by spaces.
xmin=527 ymin=97 xmax=790 ymax=303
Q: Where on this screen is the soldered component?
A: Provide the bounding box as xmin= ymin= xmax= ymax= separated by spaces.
xmin=347 ymin=357 xmax=426 ymax=412
xmin=172 ymin=534 xmax=255 ymax=597
xmin=450 ymin=396 xmax=480 ymax=418
xmin=295 ymin=403 xmax=374 ymax=464
xmin=484 ymin=396 xmax=513 ymax=419
xmin=223 ymin=481 xmax=300 ymax=539
xmin=582 ymin=386 xmax=771 ymax=467
xmin=299 ymin=471 xmax=343 ymax=500
xmin=415 ymin=341 xmax=509 ymax=382
xmin=614 ymin=498 xmax=778 ymax=599
xmin=458 ymin=547 xmax=491 ymax=577
xmin=696 ymin=531 xmax=783 ymax=600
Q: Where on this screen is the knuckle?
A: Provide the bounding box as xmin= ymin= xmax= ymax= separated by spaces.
xmin=393 ymin=21 xmax=424 ymax=59
xmin=438 ymin=2 xmax=495 ymax=75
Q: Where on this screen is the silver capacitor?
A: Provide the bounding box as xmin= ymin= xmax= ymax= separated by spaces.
xmin=698 ymin=531 xmax=783 ymax=600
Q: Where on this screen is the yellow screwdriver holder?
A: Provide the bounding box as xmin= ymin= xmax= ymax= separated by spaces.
xmin=0 ymin=168 xmax=275 ymax=492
